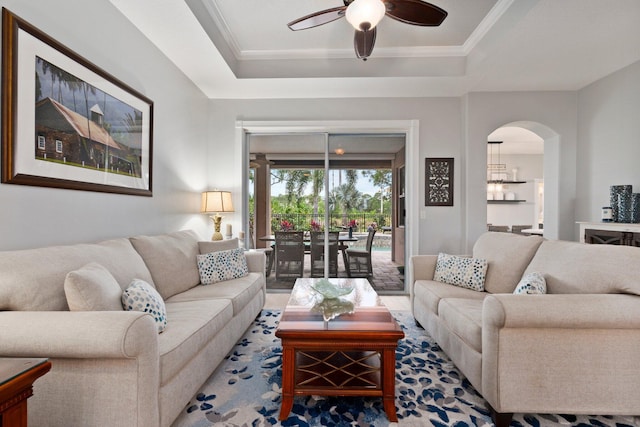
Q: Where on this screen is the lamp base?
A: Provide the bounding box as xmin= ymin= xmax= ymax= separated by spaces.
xmin=210 ymin=214 xmax=224 ymax=241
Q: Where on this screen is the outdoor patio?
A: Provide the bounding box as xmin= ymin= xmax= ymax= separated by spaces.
xmin=265 ymin=233 xmax=405 ymax=294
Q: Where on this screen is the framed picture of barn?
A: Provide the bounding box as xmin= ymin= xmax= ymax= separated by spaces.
xmin=1 ymin=8 xmax=153 ymax=196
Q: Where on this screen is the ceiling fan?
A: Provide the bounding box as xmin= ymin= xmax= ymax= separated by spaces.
xmin=287 ymin=0 xmax=447 ymax=61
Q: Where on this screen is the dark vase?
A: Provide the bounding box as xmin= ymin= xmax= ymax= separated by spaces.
xmin=632 ymin=193 xmax=640 ymax=223
xmin=348 ymin=226 xmax=353 ymax=238
xmin=610 ymin=185 xmax=632 ymax=222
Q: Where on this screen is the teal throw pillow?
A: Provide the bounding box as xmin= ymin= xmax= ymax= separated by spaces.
xmin=122 ymin=279 xmax=167 ymax=333
xmin=514 ymin=272 xmax=547 ymax=294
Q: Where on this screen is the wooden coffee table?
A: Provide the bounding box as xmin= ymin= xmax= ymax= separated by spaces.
xmin=0 ymin=358 xmax=51 ymax=427
xmin=275 ymin=278 xmax=404 ymax=421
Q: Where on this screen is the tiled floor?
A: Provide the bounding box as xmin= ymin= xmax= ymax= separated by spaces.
xmin=265 ymin=249 xmax=406 ymax=294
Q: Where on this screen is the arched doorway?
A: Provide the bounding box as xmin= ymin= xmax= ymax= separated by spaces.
xmin=486 ymin=121 xmax=560 ymax=240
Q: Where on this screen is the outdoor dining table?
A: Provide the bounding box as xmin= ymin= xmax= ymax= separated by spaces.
xmin=258 ymin=234 xmax=359 ymax=244
xmin=259 ymin=234 xmax=359 ymax=276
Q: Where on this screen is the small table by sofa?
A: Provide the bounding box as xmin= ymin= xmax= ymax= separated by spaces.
xmin=0 ymin=358 xmax=51 ymax=427
xmin=275 ymin=278 xmax=404 ymax=421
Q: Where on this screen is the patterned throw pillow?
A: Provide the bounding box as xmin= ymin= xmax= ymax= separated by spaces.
xmin=122 ymin=279 xmax=167 ymax=333
xmin=434 ymin=253 xmax=488 ymax=292
xmin=513 ymin=272 xmax=547 ymax=294
xmin=197 ymin=247 xmax=249 ymax=285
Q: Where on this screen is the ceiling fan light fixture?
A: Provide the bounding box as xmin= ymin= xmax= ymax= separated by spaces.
xmin=346 ymin=0 xmax=386 ymax=31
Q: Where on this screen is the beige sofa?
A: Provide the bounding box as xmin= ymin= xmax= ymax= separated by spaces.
xmin=410 ymin=231 xmax=640 ymax=426
xmin=0 ymin=230 xmax=266 ymax=427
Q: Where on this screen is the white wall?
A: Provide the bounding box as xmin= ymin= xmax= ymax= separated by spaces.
xmin=208 ymin=93 xmax=579 ymax=255
xmin=0 ymin=1 xmax=211 ymax=250
xmin=209 ymin=97 xmax=465 ymax=255
xmin=7 ymin=1 xmax=635 ymax=255
xmin=576 ymin=59 xmax=640 ymax=226
xmin=465 ymin=92 xmax=578 ymax=247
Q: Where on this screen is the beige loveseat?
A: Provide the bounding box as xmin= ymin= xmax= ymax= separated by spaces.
xmin=410 ymin=231 xmax=640 ymax=426
xmin=0 ymin=230 xmax=266 ymax=427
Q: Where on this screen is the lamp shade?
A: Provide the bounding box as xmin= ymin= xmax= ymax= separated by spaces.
xmin=346 ymin=0 xmax=386 ymax=31
xmin=201 ymin=191 xmax=234 ymax=213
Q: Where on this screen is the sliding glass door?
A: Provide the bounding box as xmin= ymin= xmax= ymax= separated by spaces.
xmin=245 ymin=131 xmax=405 ymax=287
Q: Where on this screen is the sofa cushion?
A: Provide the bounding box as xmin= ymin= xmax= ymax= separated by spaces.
xmin=434 ymin=253 xmax=488 ymax=291
xmin=513 ymin=272 xmax=547 ymax=295
xmin=130 ymin=230 xmax=201 ymax=299
xmin=473 ymin=232 xmax=544 ymax=294
xmin=159 ymin=299 xmax=233 ymax=385
xmin=122 ymin=279 xmax=168 ymax=333
xmin=0 ymin=237 xmax=154 ymax=311
xmin=64 ymin=262 xmax=124 ymax=311
xmin=198 ymin=238 xmax=239 ymax=254
xmin=166 ymin=272 xmax=264 ymax=316
xmin=413 ymin=279 xmax=487 ymax=316
xmin=438 ymin=298 xmax=484 ymax=353
xmin=197 ymin=248 xmax=248 ymax=285
xmin=524 ymin=240 xmax=640 ymax=295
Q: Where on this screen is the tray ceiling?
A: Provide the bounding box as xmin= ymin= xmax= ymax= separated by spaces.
xmin=109 ymin=0 xmax=640 ymax=99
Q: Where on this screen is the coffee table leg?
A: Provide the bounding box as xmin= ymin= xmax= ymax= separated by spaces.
xmin=279 ymin=346 xmax=295 ymax=420
xmin=382 ymin=348 xmax=398 ymax=422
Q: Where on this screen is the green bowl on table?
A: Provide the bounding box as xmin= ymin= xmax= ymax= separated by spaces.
xmin=310 ymin=279 xmax=354 ymax=299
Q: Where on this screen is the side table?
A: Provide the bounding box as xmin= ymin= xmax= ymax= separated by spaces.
xmin=0 ymin=358 xmax=51 ymax=427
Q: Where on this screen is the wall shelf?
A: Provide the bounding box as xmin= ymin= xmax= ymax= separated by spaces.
xmin=487 ymin=200 xmax=527 ymax=204
xmin=487 ymin=180 xmax=526 ymax=184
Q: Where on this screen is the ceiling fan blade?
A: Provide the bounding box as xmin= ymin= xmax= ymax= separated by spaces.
xmin=354 ymin=28 xmax=376 ymax=61
xmin=288 ymin=6 xmax=347 ymax=31
xmin=383 ymin=0 xmax=447 ymax=26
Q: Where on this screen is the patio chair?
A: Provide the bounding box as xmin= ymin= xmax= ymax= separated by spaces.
xmin=345 ymin=229 xmax=375 ymax=278
xmin=275 ymin=231 xmax=305 ymax=279
xmin=310 ymin=231 xmax=339 ymax=277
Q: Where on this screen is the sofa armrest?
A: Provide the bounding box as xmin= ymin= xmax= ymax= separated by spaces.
xmin=483 ymin=293 xmax=640 ymax=329
xmin=1 ymin=310 xmax=161 ymax=427
xmin=0 ymin=311 xmax=158 ymax=358
xmin=482 ymin=293 xmax=640 ymax=414
xmin=245 ymin=251 xmax=266 ymax=275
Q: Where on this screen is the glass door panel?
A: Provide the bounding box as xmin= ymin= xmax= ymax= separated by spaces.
xmin=248 ymin=134 xmax=330 ymax=280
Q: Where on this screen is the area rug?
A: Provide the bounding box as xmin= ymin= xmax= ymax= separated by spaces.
xmin=172 ymin=310 xmax=638 ymax=427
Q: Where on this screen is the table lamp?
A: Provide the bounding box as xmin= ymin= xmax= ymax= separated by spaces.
xmin=201 ymin=190 xmax=234 ymax=241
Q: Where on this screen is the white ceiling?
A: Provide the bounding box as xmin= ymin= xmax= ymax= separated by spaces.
xmin=109 ymin=0 xmax=640 ymax=100
xmin=488 ymin=126 xmax=544 ymax=155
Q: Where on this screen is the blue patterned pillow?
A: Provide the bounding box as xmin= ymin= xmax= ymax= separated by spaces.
xmin=197 ymin=247 xmax=249 ymax=285
xmin=514 ymin=272 xmax=547 ymax=294
xmin=122 ymin=279 xmax=167 ymax=333
xmin=434 ymin=253 xmax=488 ymax=292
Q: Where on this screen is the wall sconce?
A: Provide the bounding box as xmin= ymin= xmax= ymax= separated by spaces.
xmin=201 ymin=190 xmax=234 ymax=241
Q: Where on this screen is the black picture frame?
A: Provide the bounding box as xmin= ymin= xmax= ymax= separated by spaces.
xmin=1 ymin=8 xmax=153 ymax=196
xmin=425 ymin=157 xmax=454 ymax=206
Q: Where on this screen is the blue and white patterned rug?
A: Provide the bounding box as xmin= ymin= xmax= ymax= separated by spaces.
xmin=172 ymin=310 xmax=638 ymax=427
